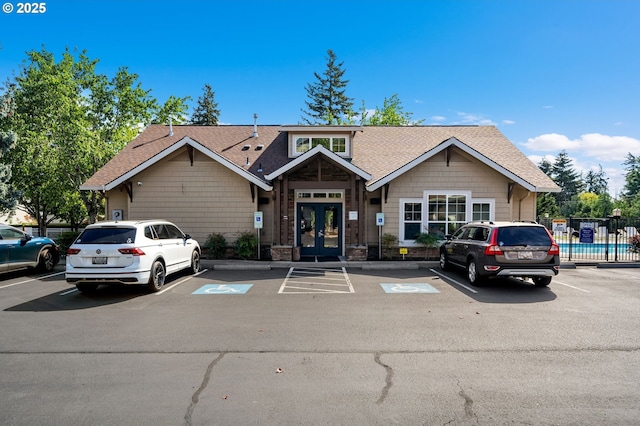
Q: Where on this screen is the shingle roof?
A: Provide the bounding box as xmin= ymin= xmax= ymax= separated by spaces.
xmin=82 ymin=124 xmax=559 ymax=193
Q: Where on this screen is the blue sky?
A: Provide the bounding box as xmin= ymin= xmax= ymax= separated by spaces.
xmin=1 ymin=0 xmax=639 ymax=196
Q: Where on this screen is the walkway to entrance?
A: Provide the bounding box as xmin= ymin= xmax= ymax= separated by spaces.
xmin=278 ymin=266 xmax=354 ymax=294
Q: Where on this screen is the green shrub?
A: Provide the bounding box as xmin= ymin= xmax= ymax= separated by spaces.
xmin=381 ymin=233 xmax=397 ymax=259
xmin=204 ymin=233 xmax=227 ymax=259
xmin=56 ymin=231 xmax=81 ymax=254
xmin=415 ymin=232 xmax=440 ymax=260
xmin=415 ymin=232 xmax=440 ymax=248
xmin=235 ymin=231 xmax=257 ymax=259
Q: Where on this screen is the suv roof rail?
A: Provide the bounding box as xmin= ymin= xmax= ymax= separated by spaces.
xmin=469 ymin=220 xmax=494 ymax=224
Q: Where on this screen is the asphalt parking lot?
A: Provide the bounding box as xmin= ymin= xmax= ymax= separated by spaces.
xmin=1 ymin=263 xmax=640 ymax=425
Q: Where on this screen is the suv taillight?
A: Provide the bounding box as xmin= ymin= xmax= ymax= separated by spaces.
xmin=484 ymin=229 xmax=503 ymax=255
xmin=118 ymin=248 xmax=145 ymax=256
xmin=66 ymin=248 xmax=81 ymax=255
xmin=545 ymin=228 xmax=560 ymax=255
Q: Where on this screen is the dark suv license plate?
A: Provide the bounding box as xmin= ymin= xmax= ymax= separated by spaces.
xmin=518 ymin=251 xmax=533 ymax=260
xmin=92 ymin=257 xmax=107 ymax=264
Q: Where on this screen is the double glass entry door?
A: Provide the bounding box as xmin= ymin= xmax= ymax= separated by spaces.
xmin=298 ymin=203 xmax=341 ymax=257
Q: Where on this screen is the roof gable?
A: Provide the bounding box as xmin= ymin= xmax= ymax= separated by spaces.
xmin=81 ymin=124 xmax=559 ymax=194
xmin=81 ymin=133 xmax=274 ymax=191
xmin=351 ymin=126 xmax=559 ymax=193
xmin=264 ymin=144 xmax=372 ymax=181
xmin=366 ymin=137 xmax=555 ymax=192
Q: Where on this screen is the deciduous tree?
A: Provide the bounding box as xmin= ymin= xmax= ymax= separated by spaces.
xmin=2 ymin=47 xmax=189 ymax=234
xmin=0 ymin=84 xmax=19 ymax=215
xmin=360 ymin=94 xmax=423 ymax=126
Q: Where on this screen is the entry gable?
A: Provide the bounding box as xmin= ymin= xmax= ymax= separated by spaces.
xmin=81 ymin=136 xmax=272 ymax=191
xmin=366 ymin=137 xmax=558 ymax=193
xmin=264 ymin=144 xmax=372 ymax=181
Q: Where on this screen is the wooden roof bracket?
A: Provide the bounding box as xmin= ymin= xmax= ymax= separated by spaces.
xmin=446 ymin=146 xmax=452 ymax=166
xmin=507 ymin=182 xmax=515 ymax=204
xmin=384 ymin=183 xmax=390 ymax=203
xmin=187 ymin=145 xmax=194 ymax=166
xmin=123 ymin=181 xmax=133 ymax=202
xmin=250 ymin=183 xmax=256 ymax=203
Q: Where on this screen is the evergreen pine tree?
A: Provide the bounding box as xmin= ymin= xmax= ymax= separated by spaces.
xmin=191 ymin=84 xmax=220 ymax=125
xmin=583 ymin=165 xmax=608 ymax=195
xmin=551 ymin=150 xmax=585 ymax=214
xmin=301 ymin=50 xmax=353 ymax=125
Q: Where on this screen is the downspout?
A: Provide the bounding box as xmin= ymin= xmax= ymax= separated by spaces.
xmin=518 ymin=191 xmax=532 ymax=221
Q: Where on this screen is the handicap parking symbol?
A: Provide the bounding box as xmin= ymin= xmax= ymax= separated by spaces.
xmin=193 ymin=284 xmax=253 ymax=294
xmin=380 ymin=283 xmax=439 ymax=294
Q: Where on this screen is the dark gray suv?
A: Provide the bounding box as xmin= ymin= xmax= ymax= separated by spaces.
xmin=439 ymin=221 xmax=560 ymax=287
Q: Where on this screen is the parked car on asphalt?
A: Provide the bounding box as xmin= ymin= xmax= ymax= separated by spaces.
xmin=65 ymin=220 xmax=200 ymax=293
xmin=439 ymin=221 xmax=560 ymax=287
xmin=0 ymin=224 xmax=60 ymax=274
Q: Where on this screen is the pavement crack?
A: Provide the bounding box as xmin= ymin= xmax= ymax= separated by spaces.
xmin=457 ymin=381 xmax=478 ymax=422
xmin=374 ymin=352 xmax=394 ymax=405
xmin=183 ymin=352 xmax=226 ymax=426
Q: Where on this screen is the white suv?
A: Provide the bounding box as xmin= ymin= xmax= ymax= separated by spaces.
xmin=66 ymin=220 xmax=200 ymax=293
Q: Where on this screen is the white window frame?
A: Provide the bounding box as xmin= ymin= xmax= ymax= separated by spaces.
xmin=291 ymin=134 xmax=350 ymax=157
xmin=399 ymin=198 xmax=424 ymax=244
xmin=398 ymin=191 xmax=496 ymax=246
xmin=471 ymin=199 xmax=495 ymax=222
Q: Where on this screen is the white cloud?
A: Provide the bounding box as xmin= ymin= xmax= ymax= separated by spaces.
xmin=431 ymin=115 xmax=446 ymax=122
xmin=527 ymin=154 xmax=556 ymax=166
xmin=502 ymin=119 xmax=515 ymax=125
xmin=453 ymin=112 xmax=495 ymax=126
xmin=414 ymin=99 xmax=424 ymax=104
xmin=525 ymin=133 xmax=640 ymax=162
xmin=528 ymin=149 xmax=629 ymax=197
xmin=525 ymin=133 xmax=581 ymax=151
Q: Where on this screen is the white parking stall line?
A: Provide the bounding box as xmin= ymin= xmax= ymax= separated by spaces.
xmin=57 ymin=269 xmax=208 ymax=296
xmin=429 ymin=268 xmax=478 ymax=294
xmin=156 ymin=269 xmax=208 ymax=295
xmin=279 ymin=266 xmax=354 ymax=294
xmin=0 ymin=271 xmax=65 ymax=290
xmin=552 ymin=280 xmax=590 ymax=293
xmin=282 ymin=285 xmax=347 ymax=293
xmin=285 ymin=280 xmax=351 ymax=287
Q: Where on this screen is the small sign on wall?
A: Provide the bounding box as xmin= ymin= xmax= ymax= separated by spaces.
xmin=349 ymin=211 xmax=358 ymax=220
xmin=112 ymin=209 xmax=123 ymax=221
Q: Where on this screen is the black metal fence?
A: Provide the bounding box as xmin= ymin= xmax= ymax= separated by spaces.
xmin=538 ymin=217 xmax=640 ymax=262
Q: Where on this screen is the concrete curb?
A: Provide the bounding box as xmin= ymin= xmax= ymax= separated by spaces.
xmin=201 ymin=259 xmax=640 ymax=271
